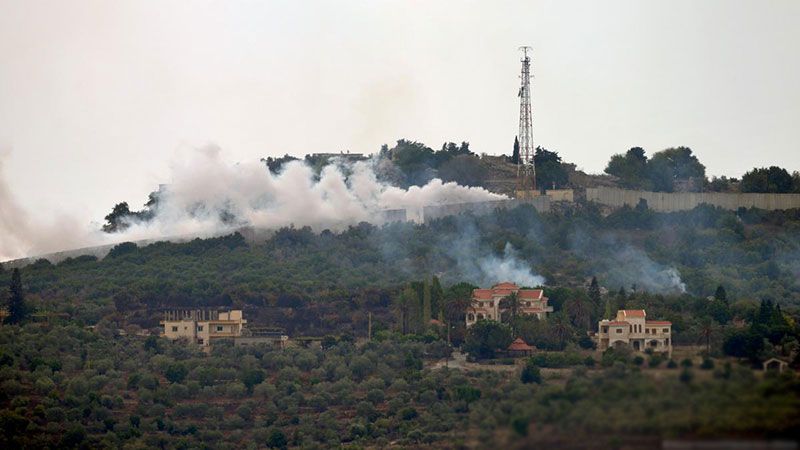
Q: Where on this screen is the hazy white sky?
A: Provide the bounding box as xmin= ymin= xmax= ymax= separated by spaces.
xmin=1 ymin=0 xmax=799 ymax=224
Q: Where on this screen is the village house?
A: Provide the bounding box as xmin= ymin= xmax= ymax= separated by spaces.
xmin=161 ymin=309 xmax=247 ymax=347
xmin=596 ymin=309 xmax=672 ymax=356
xmin=466 ymin=282 xmax=553 ymax=327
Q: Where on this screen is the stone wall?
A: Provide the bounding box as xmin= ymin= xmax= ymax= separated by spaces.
xmin=422 ymin=196 xmax=551 ymax=223
xmin=587 ymin=187 xmax=800 ymax=212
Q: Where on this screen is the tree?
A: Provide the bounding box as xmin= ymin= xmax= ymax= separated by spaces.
xmin=534 ymin=146 xmax=568 ymax=190
xmin=266 ymin=429 xmax=288 ymax=449
xmin=722 ymin=329 xmax=764 ymax=362
xmin=463 ymin=321 xmax=512 ymax=359
xmin=395 ymin=286 xmax=417 ymax=335
xmin=431 ymin=276 xmax=444 ymax=321
xmin=648 ymin=147 xmax=706 ymax=192
xmin=511 ymin=136 xmax=520 ymax=165
xmin=103 ymin=202 xmax=132 ymax=233
xmin=438 ymin=155 xmax=488 ymax=187
xmin=422 ymin=279 xmax=432 ymax=328
xmin=605 ymin=147 xmax=649 ymax=189
xmin=520 ymin=359 xmax=542 ymax=384
xmin=714 ymin=285 xmax=728 ymax=305
xmin=443 ymin=282 xmax=474 ymax=344
xmin=741 ymin=166 xmax=796 ymax=193
xmin=165 ymin=363 xmax=188 ymax=384
xmin=588 ymin=277 xmax=601 ymax=306
xmin=499 ymin=292 xmax=521 ymax=334
xmin=6 ymin=269 xmax=28 ymax=324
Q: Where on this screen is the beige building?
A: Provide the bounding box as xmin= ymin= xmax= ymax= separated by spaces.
xmin=466 ymin=282 xmax=553 ymax=327
xmin=596 ymin=309 xmax=672 ymax=356
xmin=161 ymin=309 xmax=247 ymax=347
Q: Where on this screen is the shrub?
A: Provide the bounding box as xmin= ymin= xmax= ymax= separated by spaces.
xmin=666 ymin=359 xmax=678 ymax=369
xmin=680 ymin=358 xmax=693 ymax=368
xmin=632 ymin=356 xmax=645 ymax=366
xmin=520 ymin=361 xmax=542 ymax=384
xmin=700 ymin=358 xmax=715 ymax=370
xmin=266 ymin=428 xmax=288 ymax=449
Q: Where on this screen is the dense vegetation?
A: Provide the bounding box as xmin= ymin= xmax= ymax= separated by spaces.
xmin=1 ymin=322 xmax=798 ymax=449
xmin=3 ymin=200 xmax=800 ymax=447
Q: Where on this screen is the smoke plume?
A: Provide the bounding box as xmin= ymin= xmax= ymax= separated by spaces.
xmin=476 ymin=243 xmax=546 ymax=287
xmin=1 ymin=145 xmax=505 ymax=261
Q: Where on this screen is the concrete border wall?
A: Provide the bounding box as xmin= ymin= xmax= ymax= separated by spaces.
xmin=422 ymin=196 xmax=550 ymax=223
xmin=587 ymin=187 xmax=800 ymax=212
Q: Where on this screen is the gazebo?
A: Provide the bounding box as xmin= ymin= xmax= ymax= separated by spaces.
xmin=507 ymin=337 xmax=535 ymax=357
xmin=762 ymin=357 xmax=788 ymax=373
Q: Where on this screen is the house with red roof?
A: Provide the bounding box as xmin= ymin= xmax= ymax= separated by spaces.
xmin=596 ymin=309 xmax=672 ymax=356
xmin=466 ymin=282 xmax=552 ymax=327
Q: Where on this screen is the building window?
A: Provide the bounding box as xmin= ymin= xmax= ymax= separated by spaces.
xmin=601 ymin=326 xmax=608 ymax=333
xmin=615 ymin=329 xmax=622 ymax=334
xmin=477 ymin=314 xmax=484 ymax=320
xmin=467 ymin=313 xmax=475 ymax=322
xmin=663 ymin=328 xmax=669 ymax=333
xmin=197 ymin=339 xmax=203 ymax=345
xmin=197 ymin=325 xmax=204 ymax=331
xmin=171 ymin=326 xmax=178 ymax=332
xmin=216 ymin=325 xmax=224 ymax=332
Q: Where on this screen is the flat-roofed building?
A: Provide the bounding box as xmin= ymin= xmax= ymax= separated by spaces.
xmin=161 ymin=309 xmax=247 ymax=347
xmin=596 ymin=309 xmax=672 ymax=356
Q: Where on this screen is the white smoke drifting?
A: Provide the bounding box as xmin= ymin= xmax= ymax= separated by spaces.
xmin=606 ymin=245 xmax=687 ymax=294
xmin=476 ymin=243 xmax=546 ymax=287
xmin=0 ymin=145 xmax=505 ymax=260
xmin=0 ymin=151 xmax=104 ymax=261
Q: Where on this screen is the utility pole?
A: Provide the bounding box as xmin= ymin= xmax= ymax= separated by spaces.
xmin=516 ymin=46 xmax=537 ymax=197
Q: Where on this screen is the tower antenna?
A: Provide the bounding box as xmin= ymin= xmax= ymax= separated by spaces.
xmin=516 ymin=46 xmax=536 ymax=197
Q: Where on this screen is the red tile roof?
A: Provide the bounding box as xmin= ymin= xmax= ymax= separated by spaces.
xmin=645 ymin=320 xmax=672 ymax=325
xmin=493 ymin=282 xmax=519 ymax=289
xmin=621 ymin=310 xmax=646 ymax=318
xmin=518 ymin=289 xmax=544 ymax=299
xmin=507 ymin=337 xmax=534 ymax=351
xmin=473 ymin=289 xmax=493 ymax=300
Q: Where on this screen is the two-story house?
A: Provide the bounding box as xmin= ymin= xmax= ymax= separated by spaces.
xmin=596 ymin=309 xmax=672 ymax=356
xmin=466 ymin=282 xmax=553 ymax=327
xmin=161 ymin=309 xmax=247 ymax=347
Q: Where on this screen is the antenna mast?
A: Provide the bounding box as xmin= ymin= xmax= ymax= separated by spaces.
xmin=517 ymin=46 xmax=536 ymax=196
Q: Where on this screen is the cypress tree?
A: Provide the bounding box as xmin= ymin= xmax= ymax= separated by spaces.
xmin=511 ymin=136 xmax=520 ymax=164
xmin=7 ymin=268 xmax=27 ymax=324
xmin=431 ymin=276 xmax=444 ymax=321
xmin=714 ymin=285 xmax=728 ymax=305
xmin=604 ymin=298 xmax=612 ymax=321
xmin=588 ymin=276 xmax=601 ymax=305
xmin=422 ymin=279 xmax=432 ymax=329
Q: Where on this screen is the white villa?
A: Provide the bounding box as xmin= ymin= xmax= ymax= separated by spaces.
xmin=466 ymin=282 xmax=553 ymax=327
xmin=596 ymin=309 xmax=672 ymax=356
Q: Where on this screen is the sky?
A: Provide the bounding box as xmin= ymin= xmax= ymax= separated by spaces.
xmin=1 ymin=0 xmax=799 ymax=227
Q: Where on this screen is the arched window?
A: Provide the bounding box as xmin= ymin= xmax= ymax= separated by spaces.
xmin=467 ymin=313 xmax=475 ymax=321
xmin=477 ymin=313 xmax=484 ymax=320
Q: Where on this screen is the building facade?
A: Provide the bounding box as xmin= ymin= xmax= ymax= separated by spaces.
xmin=466 ymin=282 xmax=552 ymax=327
xmin=596 ymin=309 xmax=672 ymax=355
xmin=161 ymin=310 xmax=247 ymax=347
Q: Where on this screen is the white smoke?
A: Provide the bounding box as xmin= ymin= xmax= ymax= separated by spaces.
xmin=1 ymin=145 xmax=505 ymax=260
xmin=606 ymin=245 xmax=687 ymax=294
xmin=0 ymin=150 xmax=104 ymax=261
xmin=117 ymin=145 xmax=504 ymax=240
xmin=477 ymin=242 xmax=545 ymax=287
